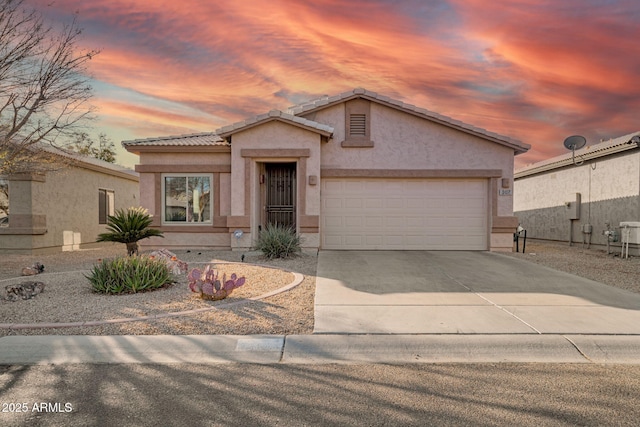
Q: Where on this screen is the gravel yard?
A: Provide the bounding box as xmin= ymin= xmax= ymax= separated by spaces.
xmin=502 ymin=239 xmax=640 ymax=294
xmin=1 ymin=240 xmax=639 ymax=336
xmin=0 ymin=245 xmax=317 ymax=336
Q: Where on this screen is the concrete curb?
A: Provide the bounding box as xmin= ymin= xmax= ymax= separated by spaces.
xmin=1 ymin=334 xmax=640 ymax=365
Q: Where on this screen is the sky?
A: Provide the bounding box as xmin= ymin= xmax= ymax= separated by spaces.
xmin=28 ymin=0 xmax=640 ymax=169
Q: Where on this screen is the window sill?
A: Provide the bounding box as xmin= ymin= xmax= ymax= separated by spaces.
xmin=160 ymin=224 xmax=215 ymax=232
xmin=341 ymin=139 xmax=374 ymax=148
xmin=0 ymin=227 xmax=47 ymax=235
xmin=162 ymin=223 xmax=213 ymax=226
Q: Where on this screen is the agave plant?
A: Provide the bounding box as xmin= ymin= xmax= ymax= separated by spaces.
xmin=96 ymin=207 xmax=163 ymax=256
xmin=188 ymin=264 xmax=245 ymax=300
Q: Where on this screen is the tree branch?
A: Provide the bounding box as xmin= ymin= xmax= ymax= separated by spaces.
xmin=0 ymin=0 xmax=100 ymax=174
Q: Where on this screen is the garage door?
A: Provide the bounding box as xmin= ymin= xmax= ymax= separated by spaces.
xmin=321 ymin=178 xmax=488 ymax=250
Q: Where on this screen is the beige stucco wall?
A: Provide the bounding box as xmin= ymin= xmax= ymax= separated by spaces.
xmin=142 ymin=232 xmax=230 ymax=249
xmin=313 ymin=102 xmax=516 ymax=217
xmin=138 ymin=173 xmax=157 ymax=217
xmin=137 ymin=151 xmax=231 ymax=220
xmin=514 ymin=151 xmax=640 ymax=249
xmin=515 ymin=153 xmax=640 ymax=211
xmin=127 ymin=99 xmax=520 ymax=252
xmin=229 ymin=120 xmax=323 ymax=249
xmin=140 ymin=152 xmax=230 ymax=165
xmin=134 ymin=151 xmax=232 ymax=250
xmin=8 ymin=180 xmax=33 ymax=218
xmin=219 ymin=173 xmax=231 ymax=216
xmin=305 ymin=101 xmax=519 ymax=251
xmin=0 ymin=165 xmax=139 ymax=254
xmin=230 ymin=121 xmax=321 ymax=215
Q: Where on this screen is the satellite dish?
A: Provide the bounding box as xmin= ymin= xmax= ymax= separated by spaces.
xmin=233 ymin=229 xmax=244 ymax=240
xmin=563 ymin=135 xmax=587 ymax=151
xmin=630 ymin=135 xmax=640 ymax=144
xmin=563 ymin=135 xmax=586 ymax=166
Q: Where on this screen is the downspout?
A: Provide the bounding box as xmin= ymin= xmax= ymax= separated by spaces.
xmin=569 ymin=219 xmax=573 ymax=246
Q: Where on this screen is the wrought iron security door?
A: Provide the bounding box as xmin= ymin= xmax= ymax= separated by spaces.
xmin=265 ymin=163 xmax=296 ymax=228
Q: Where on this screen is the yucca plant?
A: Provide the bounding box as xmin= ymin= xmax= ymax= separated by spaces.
xmin=96 ymin=207 xmax=163 ymax=256
xmin=86 ymin=256 xmax=174 ymax=294
xmin=254 ymin=223 xmax=301 ymax=259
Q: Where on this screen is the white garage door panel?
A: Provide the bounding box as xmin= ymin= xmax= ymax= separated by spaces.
xmin=321 ymin=178 xmax=488 ymax=250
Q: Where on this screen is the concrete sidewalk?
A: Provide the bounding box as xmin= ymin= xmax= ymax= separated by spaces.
xmin=1 ymin=334 xmax=640 ymax=364
xmin=314 ymin=251 xmax=640 ymax=334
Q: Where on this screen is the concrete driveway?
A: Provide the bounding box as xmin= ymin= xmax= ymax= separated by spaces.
xmin=314 ymin=251 xmax=640 ymax=334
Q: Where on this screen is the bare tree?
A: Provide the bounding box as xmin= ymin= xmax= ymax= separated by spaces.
xmin=66 ymin=131 xmax=117 ymax=163
xmin=0 ymin=0 xmax=99 ymax=175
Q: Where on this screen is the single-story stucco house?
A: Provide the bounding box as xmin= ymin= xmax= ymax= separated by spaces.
xmin=514 ymin=131 xmax=640 ymax=254
xmin=123 ymin=88 xmax=530 ymax=252
xmin=0 ymin=151 xmax=139 ymax=254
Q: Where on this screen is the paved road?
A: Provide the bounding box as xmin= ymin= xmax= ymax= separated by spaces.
xmin=1 ymin=363 xmax=639 ymax=426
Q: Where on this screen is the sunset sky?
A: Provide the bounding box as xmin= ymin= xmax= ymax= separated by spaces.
xmin=30 ymin=0 xmax=640 ymax=168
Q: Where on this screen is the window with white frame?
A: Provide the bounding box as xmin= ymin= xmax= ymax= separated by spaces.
xmin=163 ymin=174 xmax=212 ymax=223
xmin=98 ymin=189 xmax=115 ymax=224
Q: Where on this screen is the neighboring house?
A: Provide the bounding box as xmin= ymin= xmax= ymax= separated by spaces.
xmin=514 ymin=131 xmax=640 ymax=253
xmin=123 ymin=88 xmax=530 ymax=252
xmin=0 ymin=152 xmax=139 ymax=254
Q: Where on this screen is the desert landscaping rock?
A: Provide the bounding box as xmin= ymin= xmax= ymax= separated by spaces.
xmin=20 ymin=262 xmax=45 ymax=276
xmin=3 ymin=281 xmax=46 ymax=301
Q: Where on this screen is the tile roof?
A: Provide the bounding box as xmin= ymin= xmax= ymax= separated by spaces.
xmin=216 ymin=109 xmax=334 ymax=137
xmin=39 ymin=145 xmax=139 ymax=180
xmin=120 ymin=88 xmax=529 ymax=155
xmin=122 ymin=132 xmax=227 ymax=148
xmin=286 ymin=88 xmax=530 ymax=154
xmin=515 ymin=131 xmax=640 ymax=178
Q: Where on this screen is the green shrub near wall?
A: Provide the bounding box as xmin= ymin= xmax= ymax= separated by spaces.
xmin=254 ymin=223 xmax=301 ymax=259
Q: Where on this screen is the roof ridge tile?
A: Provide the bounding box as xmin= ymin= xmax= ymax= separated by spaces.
xmin=123 ymin=88 xmax=531 ymax=153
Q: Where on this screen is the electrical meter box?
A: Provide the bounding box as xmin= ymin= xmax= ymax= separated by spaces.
xmin=567 ymin=193 xmax=581 ymax=220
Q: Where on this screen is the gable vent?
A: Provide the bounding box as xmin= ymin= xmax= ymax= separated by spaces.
xmin=349 ymin=114 xmax=366 ymax=136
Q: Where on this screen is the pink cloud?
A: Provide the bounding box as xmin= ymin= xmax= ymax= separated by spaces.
xmin=26 ymin=0 xmax=640 ymax=168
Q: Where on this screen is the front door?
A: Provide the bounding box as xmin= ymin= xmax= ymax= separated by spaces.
xmin=265 ymin=162 xmax=296 ymax=228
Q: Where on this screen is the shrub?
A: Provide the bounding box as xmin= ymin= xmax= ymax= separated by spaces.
xmin=254 ymin=223 xmax=301 ymax=259
xmin=96 ymin=207 xmax=163 ymax=256
xmin=86 ymin=256 xmax=174 ymax=294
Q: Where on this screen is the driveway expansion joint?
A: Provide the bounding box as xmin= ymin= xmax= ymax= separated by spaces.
xmin=562 ymin=335 xmax=594 ymax=362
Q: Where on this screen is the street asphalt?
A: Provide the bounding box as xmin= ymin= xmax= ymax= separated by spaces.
xmin=3 ymin=363 xmax=640 ymax=426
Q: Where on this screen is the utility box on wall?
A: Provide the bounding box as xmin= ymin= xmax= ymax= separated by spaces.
xmin=620 ymin=221 xmax=640 ymax=244
xmin=567 ymin=193 xmax=581 ymax=220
